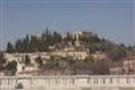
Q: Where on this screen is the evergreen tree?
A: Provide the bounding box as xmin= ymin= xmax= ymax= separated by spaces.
xmin=35 ymin=56 xmax=43 ymax=68
xmin=0 ymin=52 xmax=6 ymax=70
xmin=15 ymin=39 xmax=23 ymax=52
xmin=5 ymin=61 xmax=17 ymax=75
xmin=24 ymin=55 xmax=31 ymax=65
xmin=7 ymin=42 xmax=14 ymax=53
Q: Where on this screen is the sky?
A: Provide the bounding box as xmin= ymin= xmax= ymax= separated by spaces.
xmin=0 ymin=0 xmax=135 ymax=50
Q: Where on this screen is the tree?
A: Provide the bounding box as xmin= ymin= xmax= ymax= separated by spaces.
xmin=0 ymin=52 xmax=6 ymax=70
xmin=68 ymin=58 xmax=76 ymax=70
xmin=24 ymin=55 xmax=31 ymax=66
xmin=25 ymin=34 xmax=30 ymax=44
xmin=6 ymin=42 xmax=14 ymax=53
xmin=35 ymin=56 xmax=43 ymax=68
xmin=53 ymin=31 xmax=62 ymax=43
xmin=30 ymin=35 xmax=40 ymax=52
xmin=22 ymin=34 xmax=30 ymax=52
xmin=90 ymin=61 xmax=110 ymax=75
xmin=107 ymin=45 xmax=127 ymax=61
xmin=5 ymin=61 xmax=17 ymax=75
xmin=84 ymin=56 xmax=94 ymax=64
xmin=15 ymin=39 xmax=23 ymax=52
xmin=64 ymin=32 xmax=72 ymax=41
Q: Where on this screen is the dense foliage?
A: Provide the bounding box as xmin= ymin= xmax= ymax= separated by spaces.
xmin=7 ymin=29 xmax=63 ymax=53
xmin=0 ymin=52 xmax=6 ymax=70
xmin=0 ymin=52 xmax=17 ymax=75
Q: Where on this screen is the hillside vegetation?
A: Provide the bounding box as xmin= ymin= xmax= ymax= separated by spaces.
xmin=6 ymin=28 xmax=135 ymax=61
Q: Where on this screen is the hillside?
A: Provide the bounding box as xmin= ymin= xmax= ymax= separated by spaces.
xmin=0 ymin=29 xmax=134 ymax=75
xmin=6 ymin=29 xmax=135 ymax=61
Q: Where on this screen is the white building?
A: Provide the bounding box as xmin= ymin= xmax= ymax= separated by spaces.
xmin=3 ymin=50 xmax=88 ymax=76
xmin=67 ymin=50 xmax=87 ymax=60
xmin=90 ymin=52 xmax=108 ymax=61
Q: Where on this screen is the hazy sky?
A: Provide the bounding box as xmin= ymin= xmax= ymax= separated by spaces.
xmin=0 ymin=0 xmax=134 ymax=50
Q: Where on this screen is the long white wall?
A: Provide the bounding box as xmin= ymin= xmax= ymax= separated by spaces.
xmin=0 ymin=75 xmax=135 ymax=89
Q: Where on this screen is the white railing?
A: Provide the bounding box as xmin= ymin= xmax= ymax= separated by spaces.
xmin=0 ymin=75 xmax=135 ymax=89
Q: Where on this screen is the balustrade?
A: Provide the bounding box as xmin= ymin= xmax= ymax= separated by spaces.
xmin=0 ymin=75 xmax=135 ymax=89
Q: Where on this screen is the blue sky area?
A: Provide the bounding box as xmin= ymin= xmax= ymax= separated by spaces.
xmin=0 ymin=0 xmax=134 ymax=50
